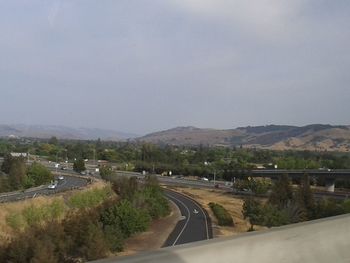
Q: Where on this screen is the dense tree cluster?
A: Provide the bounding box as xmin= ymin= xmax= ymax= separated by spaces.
xmin=0 ymin=155 xmax=53 ymax=192
xmin=242 ymin=174 xmax=350 ymax=230
xmin=233 ymin=178 xmax=271 ymax=194
xmin=73 ymin=158 xmax=86 ymax=173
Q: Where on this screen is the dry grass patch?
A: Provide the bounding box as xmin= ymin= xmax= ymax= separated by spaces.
xmin=0 ymin=195 xmax=63 ymax=242
xmin=164 ymin=186 xmax=266 ymax=237
xmin=0 ymin=180 xmax=112 ymax=243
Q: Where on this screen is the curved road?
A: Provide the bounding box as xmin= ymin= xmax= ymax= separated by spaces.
xmin=163 ymin=189 xmax=213 ymax=247
xmin=0 ymin=173 xmax=88 ymax=202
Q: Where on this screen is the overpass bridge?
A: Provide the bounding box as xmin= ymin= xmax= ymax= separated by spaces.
xmin=91 ymin=214 xmax=350 ymax=263
xmin=248 ymin=169 xmax=350 ymax=179
xmin=240 ymin=169 xmax=350 ymax=192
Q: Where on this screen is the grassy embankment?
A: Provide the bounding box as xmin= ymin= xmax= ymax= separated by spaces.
xmin=0 ymin=181 xmax=112 ymax=243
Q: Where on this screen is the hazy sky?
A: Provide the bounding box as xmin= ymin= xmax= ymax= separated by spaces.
xmin=1 ymin=1 xmax=349 ymax=135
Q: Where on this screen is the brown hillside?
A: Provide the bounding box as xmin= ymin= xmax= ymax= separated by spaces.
xmin=139 ymin=125 xmax=350 ymax=152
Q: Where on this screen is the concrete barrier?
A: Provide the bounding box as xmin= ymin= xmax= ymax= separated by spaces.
xmin=91 ymin=214 xmax=350 ymax=263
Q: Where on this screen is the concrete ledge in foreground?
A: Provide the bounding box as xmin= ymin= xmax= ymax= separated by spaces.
xmin=91 ymin=214 xmax=350 ymax=263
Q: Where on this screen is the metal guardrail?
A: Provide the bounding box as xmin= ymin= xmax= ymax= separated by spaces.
xmin=0 ymin=173 xmax=93 ymax=203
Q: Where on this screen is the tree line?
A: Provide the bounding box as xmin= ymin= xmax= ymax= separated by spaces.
xmin=0 ymin=155 xmax=53 ymax=192
xmin=2 ymin=137 xmax=350 ymax=187
xmin=242 ymin=174 xmax=350 ymax=230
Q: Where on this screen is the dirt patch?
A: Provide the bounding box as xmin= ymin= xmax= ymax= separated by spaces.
xmin=118 ymin=200 xmax=181 ymax=256
xmin=163 ymin=186 xmax=266 ymax=237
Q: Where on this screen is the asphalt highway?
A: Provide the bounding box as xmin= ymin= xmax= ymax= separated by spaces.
xmin=115 ymin=171 xmax=350 ymax=200
xmin=158 ymin=176 xmax=232 ymax=190
xmin=163 ymin=189 xmax=213 ymax=247
xmin=0 ymin=173 xmax=88 ymax=202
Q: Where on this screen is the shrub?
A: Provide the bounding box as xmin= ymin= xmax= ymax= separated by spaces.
xmin=68 ymin=186 xmax=113 ymax=209
xmin=6 ymin=212 xmax=25 ymax=230
xmin=112 ymin=177 xmax=138 ymax=200
xmin=137 ymin=188 xmax=170 ymax=219
xmin=262 ymin=204 xmax=290 ymax=227
xmin=2 ymin=221 xmax=65 ymax=263
xmin=101 ymin=200 xmax=151 ymax=239
xmin=313 ymin=198 xmax=345 ymax=219
xmin=209 ymin=202 xmax=234 ymax=226
xmin=45 ymin=200 xmax=66 ymax=220
xmin=342 ymin=199 xmax=350 ymax=213
xmin=111 ymin=176 xmax=170 ymax=219
xmin=242 ymin=198 xmax=264 ymax=230
xmin=73 ymin=159 xmax=86 ymax=173
xmin=27 ymin=162 xmax=53 ymax=186
xmin=234 ymin=178 xmax=271 ymax=194
xmin=103 ymin=224 xmax=124 ymax=252
xmin=22 ymin=199 xmax=66 ymax=227
xmin=100 ymin=165 xmax=113 ymax=180
xmin=22 ymin=205 xmax=48 ymax=226
xmin=63 ymin=208 xmax=109 ymax=261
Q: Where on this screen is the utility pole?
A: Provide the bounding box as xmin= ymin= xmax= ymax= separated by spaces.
xmin=55 ymin=151 xmax=59 ymax=176
xmin=65 ymin=149 xmax=68 ymax=169
xmin=214 ymin=170 xmax=216 ymax=185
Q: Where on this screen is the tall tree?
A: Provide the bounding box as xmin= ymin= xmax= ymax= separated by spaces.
xmin=242 ymin=198 xmax=264 ymax=231
xmin=27 ymin=162 xmax=53 ymax=186
xmin=73 ymin=159 xmax=86 ymax=173
xmin=297 ymin=174 xmax=315 ymax=220
xmin=1 ymin=154 xmax=14 ymax=174
xmin=48 ymin=136 xmax=58 ymax=146
xmin=8 ymin=158 xmax=27 ymax=190
xmin=268 ymin=174 xmax=293 ymax=209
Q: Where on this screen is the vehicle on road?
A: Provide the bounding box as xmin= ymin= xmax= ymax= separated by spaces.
xmin=48 ymin=180 xmax=58 ymax=189
xmin=193 ymin=209 xmax=199 ymax=214
xmin=48 ymin=184 xmax=57 ymax=189
xmin=58 ymin=175 xmax=64 ymax=180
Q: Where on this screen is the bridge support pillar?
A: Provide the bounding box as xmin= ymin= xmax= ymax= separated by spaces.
xmin=325 ymin=178 xmax=335 ymax=192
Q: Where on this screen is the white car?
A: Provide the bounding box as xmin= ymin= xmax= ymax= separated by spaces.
xmin=193 ymin=209 xmax=199 ymax=214
xmin=48 ymin=184 xmax=57 ymax=189
xmin=58 ymin=175 xmax=64 ymax=180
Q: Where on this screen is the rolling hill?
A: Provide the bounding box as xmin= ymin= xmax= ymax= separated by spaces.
xmin=138 ymin=124 xmax=350 ymax=152
xmin=0 ymin=124 xmax=138 ymax=141
xmin=2 ymin=123 xmax=349 ymax=152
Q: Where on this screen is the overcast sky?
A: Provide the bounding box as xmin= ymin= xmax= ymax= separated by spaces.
xmin=0 ymin=0 xmax=349 ymax=135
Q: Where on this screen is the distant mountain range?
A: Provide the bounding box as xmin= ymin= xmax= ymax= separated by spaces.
xmin=0 ymin=124 xmax=138 ymax=141
xmin=1 ymin=124 xmax=350 ymax=152
xmin=139 ymin=124 xmax=350 ymax=152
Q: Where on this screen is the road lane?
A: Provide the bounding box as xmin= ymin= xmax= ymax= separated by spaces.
xmin=0 ymin=174 xmax=88 ymax=202
xmin=163 ymin=190 xmax=212 ymax=247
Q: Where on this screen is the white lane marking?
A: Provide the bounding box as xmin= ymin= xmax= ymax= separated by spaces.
xmin=167 ymin=198 xmax=187 ymax=221
xmin=166 ymin=193 xmax=191 ymax=246
xmin=169 ymin=191 xmax=210 ymax=240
